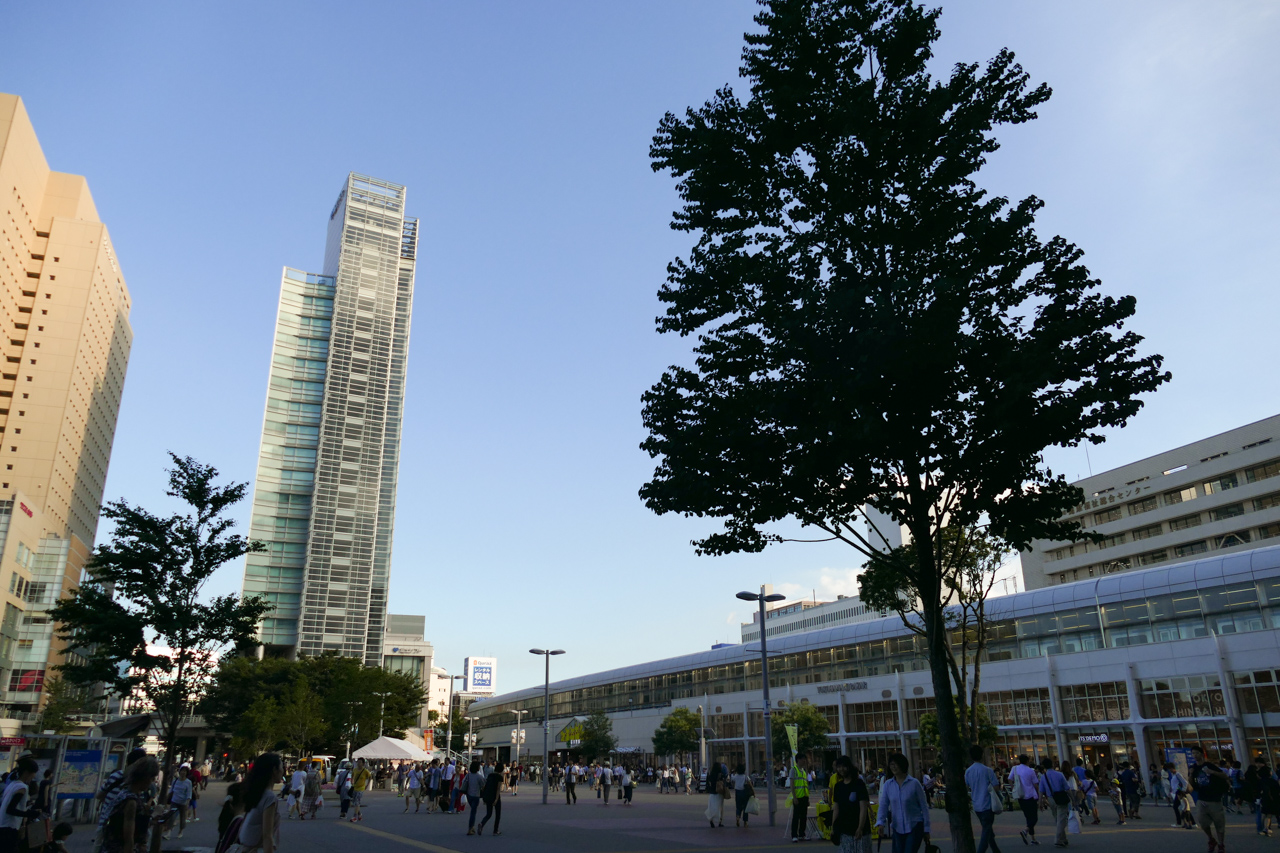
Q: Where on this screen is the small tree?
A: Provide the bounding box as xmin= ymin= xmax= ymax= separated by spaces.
xmin=52 ymin=454 xmax=270 ymax=783
xmin=860 ymin=525 xmax=1011 ymax=747
xmin=918 ymin=705 xmax=997 ymax=756
xmin=652 ymin=707 xmax=701 ymax=760
xmin=771 ymin=703 xmax=832 ymax=762
xmin=577 ymin=711 xmax=618 ymax=761
xmin=38 ymin=676 xmax=84 ymax=735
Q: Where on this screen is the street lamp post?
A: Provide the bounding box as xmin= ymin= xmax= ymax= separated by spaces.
xmin=437 ymin=673 xmax=465 ymax=761
xmin=510 ymin=709 xmax=529 ymax=773
xmin=464 ymin=715 xmax=478 ymax=762
xmin=529 ymin=648 xmax=566 ymax=805
xmin=373 ymin=691 xmax=391 ymax=739
xmin=737 ymin=585 xmax=786 ymax=828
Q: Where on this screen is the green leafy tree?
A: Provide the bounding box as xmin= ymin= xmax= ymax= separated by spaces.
xmin=51 ymin=455 xmax=270 ymax=786
xmin=201 ymin=652 xmax=426 ymax=758
xmin=652 ymin=707 xmax=701 ymax=759
xmin=640 ymin=3 xmax=1168 ymax=850
xmin=276 ymin=675 xmax=325 ymax=757
xmin=576 ymin=710 xmax=618 ymax=761
xmin=771 ymin=703 xmax=832 ymax=761
xmin=37 ymin=676 xmax=84 ymax=735
xmin=917 ymin=705 xmax=997 ymax=753
xmin=230 ymin=695 xmax=281 ymax=758
xmin=860 ymin=525 xmax=1010 ymax=748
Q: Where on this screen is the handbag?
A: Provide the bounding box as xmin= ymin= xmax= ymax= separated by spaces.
xmin=1011 ymin=772 xmax=1024 ymax=800
xmin=745 ymin=795 xmax=760 ymax=815
xmin=1067 ymin=807 xmax=1082 ymax=834
xmin=24 ymin=817 xmax=49 ymax=849
xmin=989 ymin=782 xmax=1004 ymax=814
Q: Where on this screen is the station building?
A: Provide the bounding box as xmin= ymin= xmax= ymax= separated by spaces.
xmin=468 ymin=545 xmax=1280 ymax=774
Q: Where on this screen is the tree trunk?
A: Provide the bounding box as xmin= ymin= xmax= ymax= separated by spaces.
xmin=918 ymin=559 xmax=976 ymax=853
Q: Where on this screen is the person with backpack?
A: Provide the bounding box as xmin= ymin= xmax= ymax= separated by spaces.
xmin=1037 ymin=758 xmax=1071 ymax=848
xmin=477 ymin=761 xmax=505 ymax=836
xmin=1080 ymin=769 xmax=1101 ymax=825
xmin=94 ymin=748 xmax=149 ymax=853
xmin=99 ymin=757 xmax=160 ymax=853
xmin=216 ymin=782 xmax=243 ymax=846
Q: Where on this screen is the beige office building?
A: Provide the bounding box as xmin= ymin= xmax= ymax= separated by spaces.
xmin=0 ymin=94 xmax=133 ymax=727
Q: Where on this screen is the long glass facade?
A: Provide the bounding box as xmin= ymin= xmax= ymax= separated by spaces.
xmin=245 ymin=173 xmax=416 ymax=665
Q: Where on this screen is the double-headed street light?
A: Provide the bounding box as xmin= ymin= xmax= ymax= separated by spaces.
xmin=464 ymin=715 xmax=479 ymax=762
xmin=529 ymin=648 xmax=566 ymax=804
xmin=510 ymin=708 xmax=530 ymax=772
xmin=437 ymin=673 xmax=465 ymax=761
xmin=737 ymin=586 xmax=786 ymax=828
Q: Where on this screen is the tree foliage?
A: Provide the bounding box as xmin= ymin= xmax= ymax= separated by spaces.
xmin=640 ymin=2 xmax=1168 ymax=850
xmin=652 ymin=707 xmax=701 ymax=758
xmin=576 ymin=710 xmax=618 ymax=761
xmin=201 ymin=652 xmax=425 ymax=758
xmin=37 ymin=676 xmax=84 ymax=735
xmin=771 ymin=702 xmax=833 ymax=760
xmin=51 ymin=454 xmax=270 ymax=782
xmin=860 ymin=525 xmax=1009 ymax=747
xmin=917 ymin=705 xmax=997 ymax=753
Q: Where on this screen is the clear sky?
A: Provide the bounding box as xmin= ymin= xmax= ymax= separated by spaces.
xmin=2 ymin=1 xmax=1277 ymax=697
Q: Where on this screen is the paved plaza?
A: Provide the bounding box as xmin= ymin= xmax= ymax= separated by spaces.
xmin=62 ymin=782 xmax=1280 ymax=853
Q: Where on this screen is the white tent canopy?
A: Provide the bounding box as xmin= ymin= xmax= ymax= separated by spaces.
xmin=351 ymin=736 xmax=431 ymax=761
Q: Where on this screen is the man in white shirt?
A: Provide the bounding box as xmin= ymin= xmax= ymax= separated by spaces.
xmin=565 ymin=763 xmax=578 ymax=805
xmin=601 ymin=763 xmax=614 ymax=805
xmin=289 ymin=766 xmax=307 ymax=819
xmin=1010 ymin=754 xmax=1042 ymax=845
xmin=964 ymin=746 xmax=1001 ymax=853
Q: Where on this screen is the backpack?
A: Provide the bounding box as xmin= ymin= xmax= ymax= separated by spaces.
xmin=214 ymin=814 xmax=245 ymax=853
xmin=481 ymin=773 xmax=501 ymax=805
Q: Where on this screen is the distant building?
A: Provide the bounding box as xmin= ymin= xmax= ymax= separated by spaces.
xmin=382 ymin=613 xmax=434 ymax=729
xmin=1022 ymin=414 xmax=1280 ymax=590
xmin=0 ymin=94 xmax=134 ymax=727
xmin=741 ymin=593 xmax=888 ymax=643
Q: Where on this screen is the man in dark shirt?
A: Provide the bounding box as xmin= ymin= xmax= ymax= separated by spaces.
xmin=1118 ymin=762 xmax=1141 ymax=819
xmin=1193 ymin=757 xmax=1229 ymax=852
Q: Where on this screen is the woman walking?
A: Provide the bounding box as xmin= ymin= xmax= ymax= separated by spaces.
xmin=730 ymin=763 xmax=753 ymax=828
xmin=235 ymin=755 xmax=282 ymax=853
xmin=478 ymin=761 xmax=505 ymax=836
xmin=831 ymin=756 xmax=870 ymax=853
xmin=99 ymin=757 xmax=160 ymax=853
xmin=464 ymin=761 xmax=485 ymax=836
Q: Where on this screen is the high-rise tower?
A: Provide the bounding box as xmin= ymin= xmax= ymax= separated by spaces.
xmin=0 ymin=93 xmax=133 ymax=717
xmin=244 ymin=174 xmax=416 ymax=665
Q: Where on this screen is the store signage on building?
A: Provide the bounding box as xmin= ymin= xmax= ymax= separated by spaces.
xmin=0 ymin=737 xmax=24 ymax=747
xmin=556 ymin=718 xmax=585 ymax=744
xmin=390 ymin=647 xmax=422 ymax=655
xmin=18 ymin=502 xmax=32 ymax=518
xmin=817 ymin=682 xmax=869 ymax=694
xmin=464 ymin=656 xmax=497 ymax=694
xmin=1078 ymin=733 xmax=1110 ymax=745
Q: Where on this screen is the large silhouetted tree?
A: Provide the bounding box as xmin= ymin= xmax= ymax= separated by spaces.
xmin=640 ymin=2 xmax=1168 ymax=848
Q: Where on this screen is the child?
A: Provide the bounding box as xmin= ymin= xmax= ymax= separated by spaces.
xmin=217 ymin=782 xmax=243 ymax=840
xmin=50 ymin=822 xmax=73 ymax=853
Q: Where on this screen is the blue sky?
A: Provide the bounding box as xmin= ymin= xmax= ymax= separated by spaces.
xmin=2 ymin=1 xmax=1277 ymax=696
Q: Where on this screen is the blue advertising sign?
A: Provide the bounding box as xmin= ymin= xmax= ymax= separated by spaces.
xmin=57 ymin=750 xmax=103 ymax=799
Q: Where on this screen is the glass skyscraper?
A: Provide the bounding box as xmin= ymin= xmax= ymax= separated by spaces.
xmin=244 ymin=173 xmax=416 ymax=665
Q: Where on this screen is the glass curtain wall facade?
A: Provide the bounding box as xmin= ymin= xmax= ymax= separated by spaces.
xmin=245 ymin=173 xmax=416 ymax=665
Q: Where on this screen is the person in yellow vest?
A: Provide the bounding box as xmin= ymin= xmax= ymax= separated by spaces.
xmin=790 ymin=755 xmax=811 ymax=842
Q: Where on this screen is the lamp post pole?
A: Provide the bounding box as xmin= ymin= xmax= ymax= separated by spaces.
xmin=373 ymin=691 xmax=391 ymax=739
xmin=738 ymin=585 xmax=786 ymax=828
xmin=438 ymin=673 xmax=464 ymax=761
xmin=529 ymin=648 xmax=566 ymax=804
xmin=510 ymin=709 xmax=529 ymax=772
xmin=464 ymin=715 xmax=478 ymax=762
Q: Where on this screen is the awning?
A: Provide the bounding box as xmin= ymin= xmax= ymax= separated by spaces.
xmin=351 ymin=736 xmax=432 ymax=761
xmin=95 ymin=715 xmax=152 ymax=739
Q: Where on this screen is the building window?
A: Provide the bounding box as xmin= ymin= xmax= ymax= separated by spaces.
xmin=1165 ymin=486 xmax=1197 ymax=505
xmin=979 ymin=688 xmax=1053 ymax=727
xmin=1129 ymin=496 xmax=1159 ymax=516
xmin=1174 ymin=540 xmax=1208 ymax=558
xmin=1132 ymin=523 xmax=1163 ymax=541
xmin=1096 ymin=533 xmax=1126 ymax=550
xmin=1212 ymin=503 xmax=1246 ymax=522
xmin=7 ymin=669 xmax=44 ymax=693
xmin=1169 ymin=514 xmax=1203 ymax=532
xmin=1215 ymin=531 xmax=1251 ymax=549
xmin=1259 ymin=523 xmax=1280 ymax=541
xmin=1203 ymin=474 xmax=1239 ymax=495
xmin=1246 ymin=459 xmax=1280 ymax=485
xmin=1139 ymin=675 xmax=1225 ymax=719
xmin=1059 ymin=682 xmax=1130 ymax=723
xmin=1094 ymin=507 xmax=1123 ymax=525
